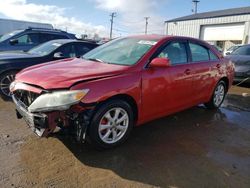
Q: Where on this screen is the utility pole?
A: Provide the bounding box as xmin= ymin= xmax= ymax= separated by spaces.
xmin=144 ymin=17 xmax=150 ymax=34
xmin=192 ymin=0 xmax=200 ymax=14
xmin=110 ymin=12 xmax=116 ymax=39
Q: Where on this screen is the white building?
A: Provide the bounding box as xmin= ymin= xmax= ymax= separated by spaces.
xmin=165 ymin=6 xmax=250 ymax=51
xmin=0 ymin=18 xmax=53 ymax=36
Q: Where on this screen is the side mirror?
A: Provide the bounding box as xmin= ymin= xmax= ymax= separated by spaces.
xmin=9 ymin=39 xmax=18 ymax=45
xmin=54 ymin=52 xmax=64 ymax=59
xmin=150 ymin=57 xmax=171 ymax=68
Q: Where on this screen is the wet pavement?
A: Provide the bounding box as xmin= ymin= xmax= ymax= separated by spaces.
xmin=0 ymin=86 xmax=250 ymax=188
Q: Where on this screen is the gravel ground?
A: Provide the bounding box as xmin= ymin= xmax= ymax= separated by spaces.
xmin=0 ymin=86 xmax=250 ymax=188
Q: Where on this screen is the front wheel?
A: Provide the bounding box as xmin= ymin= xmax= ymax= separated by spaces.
xmin=205 ymin=80 xmax=226 ymax=109
xmin=87 ymin=100 xmax=134 ymax=149
xmin=0 ymin=71 xmax=17 ymax=100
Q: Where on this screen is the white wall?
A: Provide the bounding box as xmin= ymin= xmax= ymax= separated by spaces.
xmin=0 ymin=19 xmax=53 ymax=36
xmin=165 ymin=14 xmax=250 ymax=44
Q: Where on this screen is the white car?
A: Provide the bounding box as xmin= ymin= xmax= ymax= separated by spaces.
xmin=224 ymin=45 xmax=242 ymax=56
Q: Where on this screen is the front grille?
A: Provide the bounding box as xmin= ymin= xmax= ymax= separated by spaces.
xmin=14 ymin=90 xmax=40 ymax=108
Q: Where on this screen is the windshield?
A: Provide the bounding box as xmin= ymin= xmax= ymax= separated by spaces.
xmin=83 ymin=37 xmax=158 ymax=66
xmin=231 ymin=45 xmax=250 ymax=55
xmin=0 ymin=30 xmax=23 ymax=42
xmin=28 ymin=41 xmax=63 ymax=56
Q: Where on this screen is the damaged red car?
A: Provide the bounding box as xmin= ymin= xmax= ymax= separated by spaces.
xmin=10 ymin=35 xmax=234 ymax=148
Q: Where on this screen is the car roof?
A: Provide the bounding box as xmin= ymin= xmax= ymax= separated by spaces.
xmin=128 ymin=34 xmax=168 ymax=41
xmin=45 ymin=39 xmax=98 ymax=45
xmin=127 ymin=34 xmax=210 ymax=44
xmin=25 ymin=27 xmax=70 ymax=34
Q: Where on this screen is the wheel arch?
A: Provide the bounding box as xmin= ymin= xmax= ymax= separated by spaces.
xmin=0 ymin=69 xmax=21 ymax=77
xmin=219 ymin=77 xmax=229 ymax=92
xmin=97 ymin=94 xmax=139 ymax=124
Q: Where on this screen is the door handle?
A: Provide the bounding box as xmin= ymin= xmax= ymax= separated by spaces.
xmin=184 ymin=69 xmax=191 ymax=75
xmin=216 ymin=64 xmax=221 ymax=69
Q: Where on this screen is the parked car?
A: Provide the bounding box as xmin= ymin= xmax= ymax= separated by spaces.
xmin=10 ymin=35 xmax=234 ymax=149
xmin=0 ymin=39 xmax=99 ymax=99
xmin=226 ymin=44 xmax=250 ymax=84
xmin=224 ymin=44 xmax=242 ymax=56
xmin=0 ymin=27 xmax=76 ymax=52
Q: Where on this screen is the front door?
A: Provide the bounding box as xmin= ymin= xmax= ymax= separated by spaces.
xmin=141 ymin=40 xmax=195 ymax=122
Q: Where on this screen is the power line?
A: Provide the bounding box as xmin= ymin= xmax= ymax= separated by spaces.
xmin=110 ymin=12 xmax=117 ymax=39
xmin=115 ymin=20 xmax=144 ymax=25
xmin=144 ymin=17 xmax=150 ymax=34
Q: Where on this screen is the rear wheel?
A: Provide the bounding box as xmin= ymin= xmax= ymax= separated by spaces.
xmin=87 ymin=100 xmax=134 ymax=149
xmin=205 ymin=80 xmax=226 ymax=109
xmin=0 ymin=71 xmax=17 ymax=100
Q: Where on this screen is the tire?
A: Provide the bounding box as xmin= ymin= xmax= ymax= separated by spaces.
xmin=87 ymin=99 xmax=134 ymax=149
xmin=205 ymin=80 xmax=226 ymax=109
xmin=0 ymin=71 xmax=17 ymax=100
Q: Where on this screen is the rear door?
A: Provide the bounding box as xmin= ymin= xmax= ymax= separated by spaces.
xmin=187 ymin=41 xmax=221 ymax=103
xmin=141 ymin=39 xmax=195 ymax=121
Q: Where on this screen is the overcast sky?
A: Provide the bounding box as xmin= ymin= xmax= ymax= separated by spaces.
xmin=0 ymin=0 xmax=249 ymax=38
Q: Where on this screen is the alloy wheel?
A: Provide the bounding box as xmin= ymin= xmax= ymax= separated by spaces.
xmin=213 ymin=83 xmax=225 ymax=107
xmin=98 ymin=107 xmax=129 ymax=144
xmin=0 ymin=74 xmax=15 ymax=97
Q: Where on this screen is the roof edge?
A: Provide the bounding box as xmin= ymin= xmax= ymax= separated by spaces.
xmin=165 ymin=6 xmax=250 ymax=23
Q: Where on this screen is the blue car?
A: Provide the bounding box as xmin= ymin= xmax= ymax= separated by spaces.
xmin=0 ymin=27 xmax=76 ymax=52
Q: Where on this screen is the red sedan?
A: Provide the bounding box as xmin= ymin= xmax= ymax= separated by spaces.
xmin=10 ymin=35 xmax=234 ymax=148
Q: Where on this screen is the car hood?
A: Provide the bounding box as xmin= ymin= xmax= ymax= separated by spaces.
xmin=0 ymin=51 xmax=40 ymax=60
xmin=16 ymin=58 xmax=129 ymax=89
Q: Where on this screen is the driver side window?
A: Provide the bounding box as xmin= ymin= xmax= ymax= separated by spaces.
xmin=16 ymin=33 xmax=39 ymax=45
xmin=158 ymin=41 xmax=188 ymax=65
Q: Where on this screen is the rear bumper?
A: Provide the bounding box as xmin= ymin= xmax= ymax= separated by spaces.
xmin=12 ymin=95 xmax=48 ymax=137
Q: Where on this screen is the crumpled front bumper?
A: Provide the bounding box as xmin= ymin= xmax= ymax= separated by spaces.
xmin=13 ymin=95 xmax=48 ymax=137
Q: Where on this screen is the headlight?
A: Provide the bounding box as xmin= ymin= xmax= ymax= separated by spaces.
xmin=9 ymin=81 xmax=16 ymax=93
xmin=28 ymin=89 xmax=89 ymax=113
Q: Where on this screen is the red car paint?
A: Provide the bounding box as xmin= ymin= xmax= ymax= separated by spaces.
xmin=13 ymin=35 xmax=234 ymax=136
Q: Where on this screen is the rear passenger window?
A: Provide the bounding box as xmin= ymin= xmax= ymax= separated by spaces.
xmin=158 ymin=42 xmax=187 ymax=65
xmin=209 ymin=50 xmax=219 ymax=60
xmin=189 ymin=43 xmax=209 ymax=62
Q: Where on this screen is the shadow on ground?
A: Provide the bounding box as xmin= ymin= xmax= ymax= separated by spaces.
xmin=57 ymin=99 xmax=250 ymax=187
